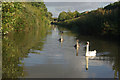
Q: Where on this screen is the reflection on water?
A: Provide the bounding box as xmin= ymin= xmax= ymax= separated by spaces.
xmin=2 ymin=24 xmax=51 ymax=78
xmin=2 ymin=25 xmax=120 ymax=79
xmin=58 ymin=31 xmax=64 ymax=48
xmin=76 ymin=48 xmax=79 ymax=56
xmin=85 ymin=56 xmax=98 ymax=70
xmin=85 ymin=57 xmax=89 ymax=70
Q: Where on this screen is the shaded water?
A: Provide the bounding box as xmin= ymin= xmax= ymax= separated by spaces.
xmin=2 ymin=25 xmax=120 ymax=78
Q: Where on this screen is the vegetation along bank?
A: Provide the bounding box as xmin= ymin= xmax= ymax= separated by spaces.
xmin=1 ymin=2 xmax=52 ymax=35
xmin=54 ymin=1 xmax=120 ymax=39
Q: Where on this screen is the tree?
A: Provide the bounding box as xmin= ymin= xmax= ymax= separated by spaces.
xmin=73 ymin=11 xmax=80 ymax=18
xmin=58 ymin=11 xmax=67 ymax=21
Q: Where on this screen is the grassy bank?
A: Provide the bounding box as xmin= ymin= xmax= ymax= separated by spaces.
xmin=1 ymin=2 xmax=52 ymax=35
xmin=55 ymin=1 xmax=120 ymax=39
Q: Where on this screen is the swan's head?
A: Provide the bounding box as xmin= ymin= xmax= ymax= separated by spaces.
xmin=87 ymin=41 xmax=89 ymax=45
xmin=76 ymin=39 xmax=79 ymax=42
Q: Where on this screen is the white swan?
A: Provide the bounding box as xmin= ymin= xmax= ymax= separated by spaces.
xmin=85 ymin=41 xmax=96 ymax=56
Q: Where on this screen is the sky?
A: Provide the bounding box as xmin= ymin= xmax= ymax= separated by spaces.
xmin=3 ymin=0 xmax=117 ymax=17
xmin=44 ymin=0 xmax=118 ymax=2
xmin=1 ymin=0 xmax=117 ymax=2
xmin=45 ymin=2 xmax=117 ymax=18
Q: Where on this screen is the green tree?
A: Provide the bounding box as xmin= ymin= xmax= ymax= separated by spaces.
xmin=58 ymin=11 xmax=67 ymax=21
xmin=66 ymin=10 xmax=74 ymax=20
xmin=73 ymin=10 xmax=80 ymax=18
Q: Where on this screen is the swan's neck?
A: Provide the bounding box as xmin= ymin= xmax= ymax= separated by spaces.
xmin=61 ymin=35 xmax=63 ymax=39
xmin=77 ymin=42 xmax=79 ymax=46
xmin=86 ymin=44 xmax=89 ymax=54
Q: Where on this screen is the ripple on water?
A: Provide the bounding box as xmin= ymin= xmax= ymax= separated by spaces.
xmin=29 ymin=49 xmax=45 ymax=54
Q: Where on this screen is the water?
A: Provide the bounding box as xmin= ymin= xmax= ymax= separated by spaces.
xmin=2 ymin=25 xmax=120 ymax=78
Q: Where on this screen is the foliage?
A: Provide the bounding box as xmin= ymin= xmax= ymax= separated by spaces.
xmin=1 ymin=2 xmax=52 ymax=35
xmin=104 ymin=1 xmax=120 ymax=10
xmin=58 ymin=10 xmax=81 ymax=21
xmin=2 ymin=2 xmax=52 ymax=78
xmin=2 ymin=17 xmax=52 ymax=78
xmin=58 ymin=11 xmax=67 ymax=21
xmin=57 ymin=1 xmax=120 ymax=38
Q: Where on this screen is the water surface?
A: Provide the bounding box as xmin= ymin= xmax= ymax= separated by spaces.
xmin=2 ymin=25 xmax=120 ymax=78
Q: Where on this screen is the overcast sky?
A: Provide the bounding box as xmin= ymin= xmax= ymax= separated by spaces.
xmin=45 ymin=2 xmax=116 ymax=17
xmin=44 ymin=0 xmax=117 ymax=2
xmin=1 ymin=0 xmax=117 ymax=2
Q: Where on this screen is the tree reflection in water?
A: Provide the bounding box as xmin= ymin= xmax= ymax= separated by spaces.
xmin=2 ymin=24 xmax=51 ymax=78
xmin=2 ymin=24 xmax=120 ymax=79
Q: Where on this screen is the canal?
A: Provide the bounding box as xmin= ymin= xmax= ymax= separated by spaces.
xmin=2 ymin=25 xmax=120 ymax=78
